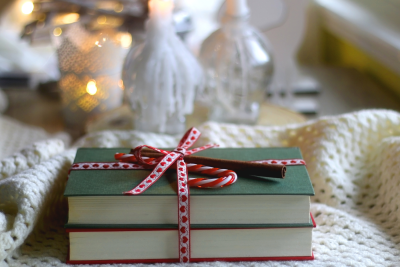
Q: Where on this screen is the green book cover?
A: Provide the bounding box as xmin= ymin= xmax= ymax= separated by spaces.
xmin=64 ymin=147 xmax=315 ymax=197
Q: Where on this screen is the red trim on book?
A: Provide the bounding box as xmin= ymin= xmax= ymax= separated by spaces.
xmin=192 ymin=254 xmax=315 ymax=262
xmin=311 ymin=213 xmax=316 ymax=228
xmin=66 ymin=253 xmax=314 ymax=264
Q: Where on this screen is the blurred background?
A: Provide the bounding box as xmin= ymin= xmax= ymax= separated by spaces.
xmin=1 ymin=0 xmax=400 ymax=138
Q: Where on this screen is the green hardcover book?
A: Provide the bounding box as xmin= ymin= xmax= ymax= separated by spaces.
xmin=64 ymin=147 xmax=314 ymax=226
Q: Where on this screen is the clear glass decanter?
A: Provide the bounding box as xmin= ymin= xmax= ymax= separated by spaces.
xmin=199 ymin=0 xmax=274 ymax=124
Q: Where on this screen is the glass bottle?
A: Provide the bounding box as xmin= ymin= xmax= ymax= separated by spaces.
xmin=199 ymin=0 xmax=274 ymax=124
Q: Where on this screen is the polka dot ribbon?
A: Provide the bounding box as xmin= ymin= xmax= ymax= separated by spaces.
xmin=126 ymin=127 xmax=216 ymax=263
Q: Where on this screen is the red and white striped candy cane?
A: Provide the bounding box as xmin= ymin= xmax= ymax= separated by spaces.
xmin=186 ymin=163 xmax=237 ymax=188
xmin=115 ymin=153 xmax=237 ymax=188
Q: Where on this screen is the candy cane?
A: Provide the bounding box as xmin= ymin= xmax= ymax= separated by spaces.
xmin=115 ymin=153 xmax=237 ymax=188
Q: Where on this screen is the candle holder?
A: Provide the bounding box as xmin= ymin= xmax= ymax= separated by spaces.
xmin=122 ymin=0 xmax=203 ymax=135
xmin=53 ymin=23 xmax=128 ymax=135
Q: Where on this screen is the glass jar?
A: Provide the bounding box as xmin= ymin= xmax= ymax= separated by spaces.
xmin=53 ymin=23 xmax=129 ymax=134
xmin=199 ymin=12 xmax=274 ymax=124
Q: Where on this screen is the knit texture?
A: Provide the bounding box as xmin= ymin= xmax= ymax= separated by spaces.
xmin=0 ymin=116 xmax=70 ymax=159
xmin=1 ymin=109 xmax=400 ymax=266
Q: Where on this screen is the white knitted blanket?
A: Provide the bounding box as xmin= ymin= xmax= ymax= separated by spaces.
xmin=1 ymin=109 xmax=400 ymax=267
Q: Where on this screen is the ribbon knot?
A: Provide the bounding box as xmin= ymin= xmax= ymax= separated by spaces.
xmin=125 ymin=127 xmax=217 ymax=196
xmin=173 ymin=147 xmax=187 ymax=156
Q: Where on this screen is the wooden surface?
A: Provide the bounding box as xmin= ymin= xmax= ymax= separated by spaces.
xmin=258 ymin=103 xmax=307 ymax=125
xmin=4 ymin=88 xmax=64 ymax=133
xmin=186 ymin=102 xmax=307 ymax=128
xmin=4 ymin=67 xmax=400 ymax=137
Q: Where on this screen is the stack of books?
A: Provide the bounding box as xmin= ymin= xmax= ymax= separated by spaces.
xmin=65 ymin=147 xmax=315 ymax=264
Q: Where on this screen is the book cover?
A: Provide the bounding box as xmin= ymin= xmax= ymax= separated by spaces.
xmin=65 ymin=147 xmax=315 ymax=197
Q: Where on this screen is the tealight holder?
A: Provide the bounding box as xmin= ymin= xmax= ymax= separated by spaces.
xmin=53 ymin=23 xmax=129 ymax=134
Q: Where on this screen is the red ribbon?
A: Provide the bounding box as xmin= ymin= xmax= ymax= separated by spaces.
xmin=124 ymin=127 xmax=217 ymax=263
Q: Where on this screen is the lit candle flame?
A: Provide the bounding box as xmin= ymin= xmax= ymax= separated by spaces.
xmin=86 ymin=80 xmax=98 ymax=95
xmin=119 ymin=33 xmax=132 ymax=48
xmin=21 ymin=1 xmax=34 ymax=15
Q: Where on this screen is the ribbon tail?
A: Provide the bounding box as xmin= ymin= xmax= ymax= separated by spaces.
xmin=123 ymin=152 xmax=181 ymax=195
xmin=176 ymin=158 xmax=190 ymax=263
xmin=177 ymin=127 xmax=201 ymax=149
xmin=185 ymin=143 xmax=219 ymax=155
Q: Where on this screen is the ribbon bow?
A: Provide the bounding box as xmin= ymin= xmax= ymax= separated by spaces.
xmin=124 ymin=127 xmax=217 ymax=263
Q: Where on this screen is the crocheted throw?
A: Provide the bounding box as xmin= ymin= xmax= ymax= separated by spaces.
xmin=1 ymin=109 xmax=400 ymax=267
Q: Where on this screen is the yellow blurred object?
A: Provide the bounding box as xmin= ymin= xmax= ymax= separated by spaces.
xmin=96 ymin=15 xmax=123 ymax=28
xmin=21 ymin=1 xmax=34 ymax=15
xmin=97 ymin=15 xmax=107 ymax=24
xmin=96 ymin=1 xmax=119 ymax=11
xmin=114 ymin=3 xmax=124 ymax=13
xmin=53 ymin=13 xmax=80 ymax=25
xmin=86 ymin=80 xmax=98 ymax=96
xmin=118 ymin=33 xmax=132 ymax=48
xmin=63 ymin=13 xmax=80 ymax=24
xmin=322 ymin=30 xmax=400 ymax=99
xmin=53 ymin=27 xmax=62 ymax=36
